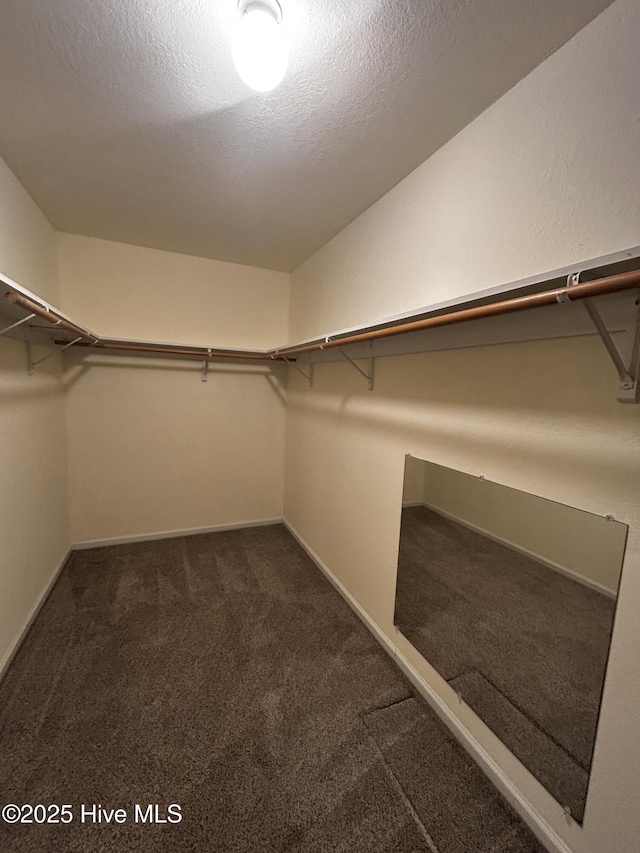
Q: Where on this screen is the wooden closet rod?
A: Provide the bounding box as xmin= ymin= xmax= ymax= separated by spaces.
xmin=4 ymin=267 xmax=640 ymax=361
xmin=274 ymin=269 xmax=640 ymax=357
xmin=5 ymin=291 xmax=277 ymax=359
xmin=76 ymin=341 xmax=275 ymax=360
xmin=5 ymin=291 xmax=95 ymax=342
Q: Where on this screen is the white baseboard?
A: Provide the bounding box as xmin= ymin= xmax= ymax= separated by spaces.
xmin=283 ymin=520 xmax=398 ymax=660
xmin=72 ymin=517 xmax=283 ymax=550
xmin=418 ymin=503 xmax=617 ymax=600
xmin=0 ymin=546 xmax=71 ymax=681
xmin=392 ymin=654 xmax=573 ymax=853
xmin=283 ymin=518 xmax=572 ymax=853
xmin=2 ymin=518 xmax=282 ymax=679
xmin=0 ymin=516 xmax=575 ymax=853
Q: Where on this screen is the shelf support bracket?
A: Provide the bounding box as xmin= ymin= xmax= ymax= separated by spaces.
xmin=29 ymin=336 xmax=83 ymax=373
xmin=282 ymin=355 xmax=313 ymax=386
xmin=202 ymin=350 xmax=211 ymax=382
xmin=336 ymin=341 xmax=374 ymax=390
xmin=567 ymin=272 xmax=640 ymax=403
xmin=0 ymin=312 xmax=36 ymax=336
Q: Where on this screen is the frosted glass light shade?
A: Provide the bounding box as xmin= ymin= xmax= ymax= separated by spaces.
xmin=232 ymin=8 xmax=288 ymax=93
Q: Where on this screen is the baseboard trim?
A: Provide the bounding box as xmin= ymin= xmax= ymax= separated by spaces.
xmin=283 ymin=520 xmax=398 ymax=661
xmin=72 ymin=517 xmax=283 ymax=550
xmin=0 ymin=546 xmax=71 ymax=681
xmin=393 ymin=654 xmax=573 ymax=853
xmin=283 ymin=518 xmax=573 ymax=853
xmin=2 ymin=518 xmax=283 ymax=679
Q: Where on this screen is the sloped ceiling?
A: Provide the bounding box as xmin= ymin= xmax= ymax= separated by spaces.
xmin=0 ymin=0 xmax=613 ymax=271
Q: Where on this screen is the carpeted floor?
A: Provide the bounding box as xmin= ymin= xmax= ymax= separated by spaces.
xmin=395 ymin=506 xmax=618 ymax=822
xmin=0 ymin=524 xmax=544 ymax=852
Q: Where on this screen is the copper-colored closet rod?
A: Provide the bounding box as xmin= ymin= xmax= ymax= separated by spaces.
xmin=5 ymin=291 xmax=273 ymax=360
xmin=5 ymin=268 xmax=640 ymax=361
xmin=274 ymin=269 xmax=640 ymax=357
xmin=77 ymin=341 xmax=273 ymax=361
xmin=5 ymin=291 xmax=95 ymax=342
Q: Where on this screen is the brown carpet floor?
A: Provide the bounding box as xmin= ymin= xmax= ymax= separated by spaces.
xmin=395 ymin=506 xmax=617 ymax=822
xmin=0 ymin=524 xmax=543 ymax=852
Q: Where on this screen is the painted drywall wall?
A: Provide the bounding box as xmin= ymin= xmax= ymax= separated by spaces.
xmin=289 ymin=2 xmax=640 ymax=342
xmin=58 ymin=234 xmax=289 ymax=543
xmin=0 ymin=155 xmax=70 ymax=673
xmin=285 ymin=2 xmax=640 ymax=852
xmin=401 ymin=454 xmax=425 ymax=504
xmin=418 ymin=459 xmax=626 ymax=595
xmin=57 ymin=232 xmax=290 ymax=348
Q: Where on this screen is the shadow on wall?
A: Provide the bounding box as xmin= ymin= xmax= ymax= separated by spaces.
xmin=59 ymin=353 xmax=288 ymax=404
xmin=0 ymin=339 xmax=64 ymax=405
xmin=285 ymin=338 xmax=637 ymax=488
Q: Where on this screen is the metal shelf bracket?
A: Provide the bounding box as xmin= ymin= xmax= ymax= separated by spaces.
xmin=336 ymin=341 xmax=374 ymax=391
xmin=202 ymin=349 xmax=211 ymax=382
xmin=281 ymin=355 xmax=313 ymax=386
xmin=28 ymin=336 xmax=84 ymax=374
xmin=0 ymin=311 xmax=36 ymax=336
xmin=566 ymin=273 xmax=640 ymax=403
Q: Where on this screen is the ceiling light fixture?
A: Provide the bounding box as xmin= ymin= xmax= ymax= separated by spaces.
xmin=232 ymin=0 xmax=288 ymax=93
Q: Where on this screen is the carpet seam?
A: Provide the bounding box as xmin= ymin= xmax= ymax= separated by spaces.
xmin=361 ymin=712 xmax=440 ymax=853
xmin=359 ymin=693 xmax=415 ymax=719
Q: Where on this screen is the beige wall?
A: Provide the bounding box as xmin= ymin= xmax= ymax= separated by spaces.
xmin=418 ymin=459 xmax=626 ymax=595
xmin=57 ymin=233 xmax=289 ymax=348
xmin=57 ymin=234 xmax=289 ymax=543
xmin=0 ymin=155 xmax=70 ymax=673
xmin=2 ymin=1 xmax=639 ymax=848
xmin=289 ymin=1 xmax=639 ymax=343
xmin=284 ymin=2 xmax=640 ymax=852
xmin=402 ymin=455 xmax=425 ymax=504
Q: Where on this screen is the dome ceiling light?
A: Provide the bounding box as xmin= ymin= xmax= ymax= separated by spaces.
xmin=232 ymin=0 xmax=288 ymax=93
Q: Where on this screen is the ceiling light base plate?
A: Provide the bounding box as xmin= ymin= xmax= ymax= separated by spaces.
xmin=238 ymin=0 xmax=282 ymax=24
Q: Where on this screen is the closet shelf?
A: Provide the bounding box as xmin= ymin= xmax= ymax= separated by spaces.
xmin=1 ymin=246 xmax=639 ymax=402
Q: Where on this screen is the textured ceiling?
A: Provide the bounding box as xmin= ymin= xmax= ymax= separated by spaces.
xmin=0 ymin=0 xmax=613 ymax=272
